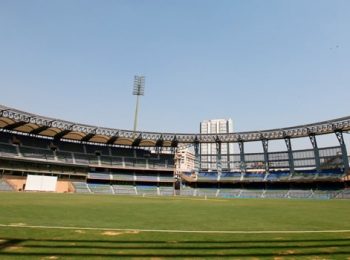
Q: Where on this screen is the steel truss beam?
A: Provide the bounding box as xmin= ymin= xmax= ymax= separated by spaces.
xmin=1 ymin=104 xmax=350 ymax=145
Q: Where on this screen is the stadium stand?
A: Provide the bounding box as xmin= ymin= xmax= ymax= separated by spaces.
xmin=0 ymin=104 xmax=350 ymax=199
xmin=159 ymin=186 xmax=174 ymax=196
xmin=111 ymin=173 xmax=134 ymax=181
xmin=112 ymin=185 xmax=137 ymax=195
xmin=136 ymin=185 xmax=158 ymax=196
xmin=135 ymin=174 xmax=158 ymax=182
xmin=88 ymin=183 xmax=113 ymax=194
xmin=263 ymin=190 xmax=288 ymax=199
xmin=158 ymin=175 xmax=174 ymax=182
xmin=266 ymin=171 xmax=291 ymax=181
xmin=240 ymin=189 xmax=264 ymax=198
xmin=20 ymin=146 xmax=55 ymax=161
xmin=0 ymin=179 xmax=13 ymax=191
xmin=243 ymin=172 xmax=265 ymax=181
xmin=287 ymin=190 xmax=313 ymax=199
xmin=311 ymin=190 xmax=337 ymax=199
xmin=218 ymin=189 xmax=241 ymax=198
xmin=196 ymin=188 xmax=218 ymax=197
xmin=336 ymin=189 xmax=350 ymax=199
xmin=180 ymin=185 xmax=195 ymax=196
xmin=220 ymin=172 xmax=242 ymax=181
xmin=0 ymin=142 xmax=18 ymax=157
xmin=72 ymin=182 xmax=91 ymax=193
xmin=197 ymin=172 xmax=219 ymax=181
xmin=88 ymin=172 xmax=111 ymax=180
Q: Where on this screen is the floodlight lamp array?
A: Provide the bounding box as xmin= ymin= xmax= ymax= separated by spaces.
xmin=133 ymin=75 xmax=145 ymax=96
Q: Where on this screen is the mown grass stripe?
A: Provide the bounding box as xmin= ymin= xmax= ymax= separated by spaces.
xmin=2 ymin=224 xmax=350 ymax=234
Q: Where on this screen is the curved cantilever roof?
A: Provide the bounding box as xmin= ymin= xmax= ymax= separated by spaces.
xmin=0 ymin=104 xmax=350 ymax=147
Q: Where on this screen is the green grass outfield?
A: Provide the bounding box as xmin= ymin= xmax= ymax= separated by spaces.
xmin=1 ymin=192 xmax=350 ymax=259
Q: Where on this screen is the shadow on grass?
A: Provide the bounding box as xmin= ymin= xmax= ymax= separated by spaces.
xmin=0 ymin=239 xmax=22 ymax=250
xmin=1 ymin=237 xmax=350 ymax=258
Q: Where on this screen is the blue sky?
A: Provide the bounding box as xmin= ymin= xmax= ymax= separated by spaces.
xmin=0 ymin=0 xmax=349 ymax=139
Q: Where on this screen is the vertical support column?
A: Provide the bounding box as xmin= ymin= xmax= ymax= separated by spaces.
xmin=53 ymin=150 xmax=58 ymax=161
xmin=145 ymin=158 xmax=149 ymax=169
xmin=309 ymin=134 xmax=321 ymax=173
xmin=216 ymin=141 xmax=222 ymax=174
xmin=226 ymin=142 xmax=231 ymax=171
xmin=97 ymin=155 xmax=101 ymax=166
xmin=284 ymin=137 xmax=295 ymax=175
xmin=194 ymin=142 xmax=200 ymax=172
xmin=262 ymin=139 xmax=269 ymax=173
xmin=238 ymin=141 xmax=246 ymax=173
xmin=122 ymin=157 xmax=125 ymax=168
xmin=71 ymin=153 xmax=76 ymax=164
xmin=173 ymin=147 xmax=181 ymax=196
xmin=335 ymin=131 xmax=349 ymax=172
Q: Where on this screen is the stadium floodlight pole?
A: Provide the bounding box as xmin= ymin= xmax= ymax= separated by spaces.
xmin=132 ymin=75 xmax=145 ymax=132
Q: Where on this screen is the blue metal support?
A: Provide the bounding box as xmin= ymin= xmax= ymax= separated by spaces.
xmin=216 ymin=141 xmax=222 ymax=174
xmin=194 ymin=141 xmax=200 ymax=172
xmin=226 ymin=142 xmax=231 ymax=171
xmin=335 ymin=130 xmax=349 ymax=172
xmin=238 ymin=141 xmax=246 ymax=173
xmin=309 ymin=134 xmax=321 ymax=173
xmin=284 ymin=137 xmax=295 ymax=175
xmin=262 ymin=139 xmax=269 ymax=173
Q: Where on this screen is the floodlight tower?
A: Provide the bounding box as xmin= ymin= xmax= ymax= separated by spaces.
xmin=132 ymin=75 xmax=145 ymax=132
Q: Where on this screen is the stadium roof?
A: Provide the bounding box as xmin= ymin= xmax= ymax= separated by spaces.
xmin=0 ymin=104 xmax=350 ymax=147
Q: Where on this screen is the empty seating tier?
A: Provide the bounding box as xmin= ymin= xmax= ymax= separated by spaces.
xmin=196 ymin=188 xmax=218 ymax=197
xmin=72 ymin=182 xmax=90 ymax=193
xmin=136 ymin=185 xmax=158 ymax=196
xmin=159 ymin=186 xmax=174 ymax=196
xmin=112 ymin=185 xmax=137 ymax=195
xmin=0 ymin=180 xmax=13 ymax=191
xmin=0 ymin=143 xmax=18 ymax=157
xmin=88 ymin=183 xmax=113 ymax=194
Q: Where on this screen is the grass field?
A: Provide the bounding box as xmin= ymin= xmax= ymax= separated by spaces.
xmin=1 ymin=192 xmax=350 ymax=259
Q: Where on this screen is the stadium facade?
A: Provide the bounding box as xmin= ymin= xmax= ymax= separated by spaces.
xmin=0 ymin=104 xmax=350 ymax=199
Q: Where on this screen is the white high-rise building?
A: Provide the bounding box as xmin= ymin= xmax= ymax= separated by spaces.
xmin=200 ymin=119 xmax=234 ymax=171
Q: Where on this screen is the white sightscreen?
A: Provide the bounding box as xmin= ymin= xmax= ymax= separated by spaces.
xmin=25 ymin=175 xmax=57 ymax=192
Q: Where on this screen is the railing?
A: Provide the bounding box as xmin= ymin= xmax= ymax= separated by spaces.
xmin=199 ymin=146 xmax=345 ymax=171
